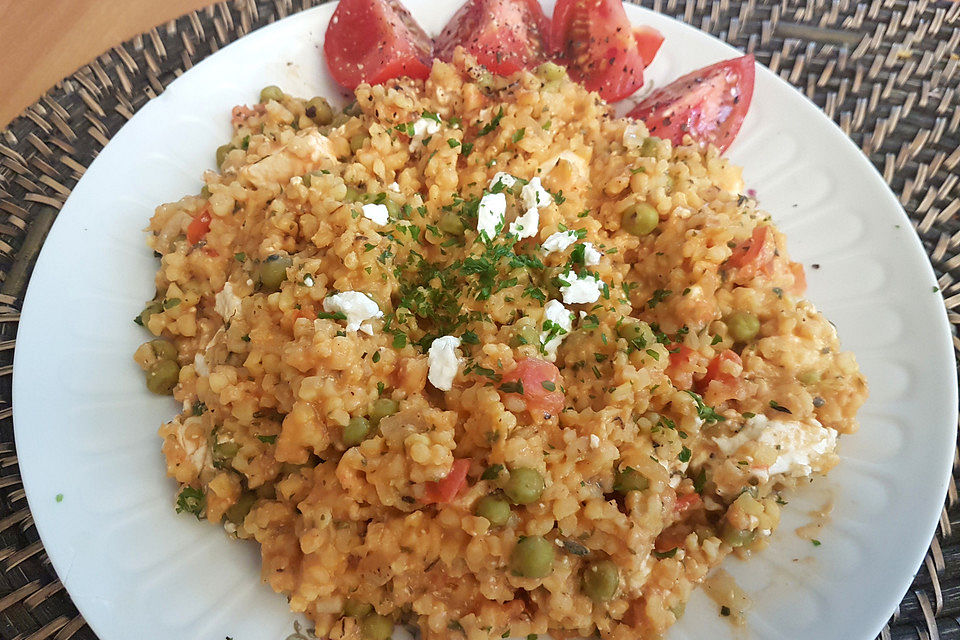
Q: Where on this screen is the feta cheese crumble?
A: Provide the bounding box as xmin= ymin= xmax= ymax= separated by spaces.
xmin=477 ymin=192 xmax=507 ymax=240
xmin=408 ymin=117 xmax=441 ymax=151
xmin=489 ymin=172 xmax=518 ymax=191
xmin=583 ymin=242 xmax=602 ymax=266
xmin=193 ymin=353 xmax=209 ymax=377
xmin=509 ymin=207 xmax=540 ymax=240
xmin=541 ymin=230 xmax=579 ymax=254
xmin=214 ymin=282 xmax=242 ymax=321
xmin=322 ymin=291 xmax=383 ymax=333
xmin=520 ymin=177 xmax=552 ymax=210
xmin=560 ymin=271 xmax=603 ymax=304
xmin=361 ymin=203 xmax=389 ymax=226
xmin=541 ymin=300 xmax=573 ymax=360
xmin=427 ymin=336 xmax=462 ymax=391
xmin=387 ymin=182 xmax=400 ymax=192
xmin=714 ymin=414 xmax=838 ymax=478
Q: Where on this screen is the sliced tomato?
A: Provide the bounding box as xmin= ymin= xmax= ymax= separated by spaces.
xmin=674 ymin=492 xmax=701 ymax=513
xmin=665 ymin=344 xmax=699 ymax=391
xmin=424 ymin=458 xmax=471 ymax=503
xmin=551 ymin=0 xmax=648 ymax=102
xmin=434 ymin=0 xmax=550 ymax=76
xmin=500 ymin=358 xmax=564 ymax=416
xmin=323 ymin=0 xmax=433 ymax=90
xmin=699 ymin=349 xmax=742 ymax=390
xmin=633 ymin=25 xmax=664 ymax=67
xmin=727 ymin=225 xmax=774 ymax=278
xmin=186 ymin=209 xmax=211 ymax=245
xmin=627 ymin=54 xmax=755 ymax=153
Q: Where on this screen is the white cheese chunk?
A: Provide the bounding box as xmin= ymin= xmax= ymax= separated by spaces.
xmin=520 ymin=177 xmax=553 ymax=210
xmin=541 ymin=300 xmax=573 ymax=361
xmin=560 ymin=270 xmax=603 ymax=304
xmin=387 ymin=182 xmax=400 ymax=192
xmin=583 ymin=242 xmax=602 ymax=265
xmin=409 ymin=117 xmax=441 ymax=151
xmin=361 ymin=203 xmax=389 ymax=226
xmin=214 ymin=282 xmax=242 ymax=321
xmin=489 ymin=172 xmax=518 ymax=191
xmin=427 ymin=336 xmax=462 ymax=391
xmin=322 ymin=291 xmax=383 ymax=333
xmin=193 ymin=353 xmax=209 ymax=377
xmin=541 ymin=230 xmax=579 ymax=255
xmin=477 ymin=192 xmax=507 ymax=240
xmin=509 ymin=207 xmax=540 ymax=240
xmin=714 ymin=414 xmax=838 ymax=477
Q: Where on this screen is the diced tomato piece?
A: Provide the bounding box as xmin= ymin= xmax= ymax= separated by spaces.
xmin=788 ymin=261 xmax=807 ymax=295
xmin=674 ymin=492 xmax=701 ymax=513
xmin=699 ymin=349 xmax=742 ymax=390
xmin=434 ymin=0 xmax=550 ymax=76
xmin=424 ymin=458 xmax=471 ymax=503
xmin=186 ymin=209 xmax=211 ymax=245
xmin=727 ymin=226 xmax=774 ymax=278
xmin=665 ymin=344 xmax=700 ymax=391
xmin=500 ymin=358 xmax=564 ymax=416
xmin=551 ymin=0 xmax=649 ymax=102
xmin=633 ymin=25 xmax=664 ymax=67
xmin=627 ymin=54 xmax=755 ymax=153
xmin=323 ymin=0 xmax=433 ymax=90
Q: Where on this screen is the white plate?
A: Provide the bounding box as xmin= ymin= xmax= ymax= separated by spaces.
xmin=12 ymin=2 xmax=957 ymax=639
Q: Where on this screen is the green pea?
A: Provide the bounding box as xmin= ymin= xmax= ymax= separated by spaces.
xmin=306 ymin=97 xmax=334 ymax=125
xmin=798 ymin=370 xmax=821 ymax=385
xmin=225 ymin=491 xmax=257 ymax=524
xmin=258 ymin=254 xmax=293 ymax=292
xmin=582 ymin=559 xmax=619 ymax=602
xmin=212 ymin=441 xmax=240 ymax=468
xmin=475 ymin=495 xmax=511 ymax=527
xmin=343 ymin=416 xmax=371 ymax=447
xmin=216 ymin=144 xmax=234 ymax=167
xmin=136 ymin=300 xmax=164 ymax=327
xmin=147 ymin=339 xmax=178 ymax=362
xmin=350 ymin=133 xmax=370 ymax=153
xmin=504 ymin=468 xmax=544 ymax=505
xmin=369 ymin=398 xmax=399 ymax=426
xmin=640 ymin=137 xmax=661 ymax=157
xmin=621 ymin=202 xmax=659 ymax=236
xmin=146 ymin=359 xmax=180 ymax=395
xmin=259 ymin=85 xmax=284 ymax=102
xmin=509 ymin=324 xmax=540 ymax=348
xmin=360 ymin=614 xmax=394 ymax=640
xmin=727 ymin=311 xmax=760 ymax=343
xmin=616 ymin=319 xmax=655 ymax=346
xmin=613 ymin=467 xmax=649 ymax=493
xmin=438 ymin=211 xmax=466 ymax=235
xmin=511 ymin=535 xmax=555 ymax=578
xmin=344 ymin=599 xmax=374 ymax=618
xmin=720 ymin=520 xmax=757 ymax=548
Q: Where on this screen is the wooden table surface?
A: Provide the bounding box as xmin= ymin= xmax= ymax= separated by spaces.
xmin=0 ymin=0 xmax=215 ymax=129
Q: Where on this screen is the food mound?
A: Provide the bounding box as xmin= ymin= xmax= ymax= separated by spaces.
xmin=133 ymin=55 xmax=867 ymax=640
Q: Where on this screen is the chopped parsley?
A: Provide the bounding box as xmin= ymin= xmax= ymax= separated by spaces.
xmin=811 ymin=539 xmax=822 ymax=547
xmin=769 ymin=400 xmax=792 ymax=414
xmin=175 ymin=487 xmax=205 ymax=519
xmin=684 ymin=390 xmax=726 ymax=423
xmin=481 ymin=464 xmax=504 ymax=480
xmin=678 ymin=446 xmax=692 ymax=463
xmin=512 ymin=128 xmax=526 ymax=143
xmin=647 ymin=289 xmax=672 ymax=308
xmin=256 ymin=435 xmax=277 ymax=444
xmin=477 ymin=106 xmax=505 ymax=136
xmin=653 ymin=548 xmax=678 ymax=559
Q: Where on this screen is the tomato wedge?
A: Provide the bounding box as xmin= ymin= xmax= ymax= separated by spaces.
xmin=424 ymin=458 xmax=471 ymax=503
xmin=665 ymin=344 xmax=700 ymax=391
xmin=434 ymin=0 xmax=550 ymax=76
xmin=500 ymin=358 xmax=564 ymax=416
xmin=323 ymin=0 xmax=433 ymax=90
xmin=186 ymin=209 xmax=211 ymax=245
xmin=699 ymin=349 xmax=742 ymax=390
xmin=633 ymin=25 xmax=665 ymax=66
xmin=727 ymin=225 xmax=774 ymax=277
xmin=627 ymin=54 xmax=755 ymax=153
xmin=551 ymin=0 xmax=654 ymax=102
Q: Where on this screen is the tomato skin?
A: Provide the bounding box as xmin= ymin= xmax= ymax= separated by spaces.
xmin=435 ymin=0 xmax=550 ymax=76
xmin=424 ymin=458 xmax=471 ymax=504
xmin=551 ymin=0 xmax=648 ymax=102
xmin=633 ymin=25 xmax=664 ymax=66
xmin=699 ymin=349 xmax=742 ymax=390
xmin=501 ymin=358 xmax=564 ymax=416
xmin=727 ymin=226 xmax=774 ymax=278
xmin=627 ymin=54 xmax=755 ymax=153
xmin=187 ymin=210 xmax=211 ymax=244
xmin=324 ymin=0 xmax=433 ymax=90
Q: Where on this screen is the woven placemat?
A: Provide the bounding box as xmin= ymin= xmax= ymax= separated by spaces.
xmin=0 ymin=0 xmax=957 ymax=638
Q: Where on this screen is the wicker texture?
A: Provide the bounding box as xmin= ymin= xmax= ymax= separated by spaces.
xmin=0 ymin=0 xmax=957 ymax=637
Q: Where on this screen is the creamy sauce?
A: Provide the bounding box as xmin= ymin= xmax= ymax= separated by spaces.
xmin=795 ymin=495 xmax=834 ymax=541
xmin=702 ymin=568 xmax=751 ymax=627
